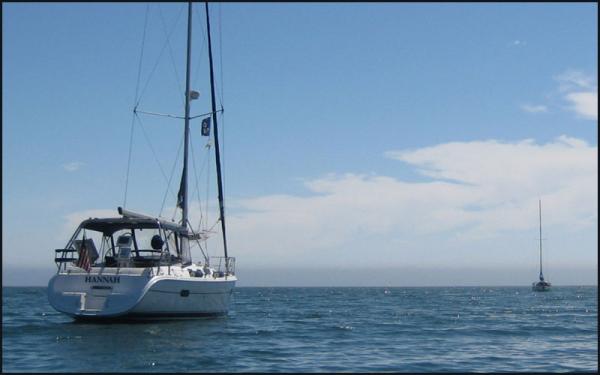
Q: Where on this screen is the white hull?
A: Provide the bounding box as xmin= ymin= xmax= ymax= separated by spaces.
xmin=48 ymin=266 xmax=236 ymax=320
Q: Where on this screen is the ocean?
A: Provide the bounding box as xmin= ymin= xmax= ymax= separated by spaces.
xmin=2 ymin=286 xmax=597 ymax=372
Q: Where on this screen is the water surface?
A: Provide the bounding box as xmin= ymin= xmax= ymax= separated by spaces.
xmin=2 ymin=286 xmax=597 ymax=372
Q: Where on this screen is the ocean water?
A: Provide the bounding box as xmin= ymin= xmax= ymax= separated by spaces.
xmin=2 ymin=286 xmax=597 ymax=372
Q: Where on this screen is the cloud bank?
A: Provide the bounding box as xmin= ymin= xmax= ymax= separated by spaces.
xmin=223 ymin=135 xmax=597 ymax=268
xmin=62 ymin=136 xmax=597 ymax=272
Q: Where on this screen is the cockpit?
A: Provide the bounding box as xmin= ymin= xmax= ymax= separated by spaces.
xmin=54 ymin=216 xmax=192 ymax=270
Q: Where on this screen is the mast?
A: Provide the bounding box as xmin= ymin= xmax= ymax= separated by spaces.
xmin=181 ymin=1 xmax=193 ymax=228
xmin=539 ymin=199 xmax=543 ymax=281
xmin=205 ymin=2 xmax=228 ymax=260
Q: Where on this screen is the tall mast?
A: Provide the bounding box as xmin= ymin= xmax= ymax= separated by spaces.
xmin=205 ymin=2 xmax=229 ymax=259
xmin=539 ymin=199 xmax=543 ymax=280
xmin=181 ymin=1 xmax=193 ymax=227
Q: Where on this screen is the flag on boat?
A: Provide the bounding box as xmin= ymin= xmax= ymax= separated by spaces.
xmin=76 ymin=238 xmax=91 ymax=272
xmin=201 ymin=117 xmax=211 ymax=136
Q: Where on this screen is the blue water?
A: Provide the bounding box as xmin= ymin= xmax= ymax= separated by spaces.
xmin=2 ymin=286 xmax=597 ymax=372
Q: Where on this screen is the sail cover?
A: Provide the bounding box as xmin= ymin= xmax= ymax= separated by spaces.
xmin=180 ymin=236 xmax=192 ymax=265
xmin=177 ymin=171 xmax=185 ymax=209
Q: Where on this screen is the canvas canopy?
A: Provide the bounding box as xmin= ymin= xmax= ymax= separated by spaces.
xmin=80 ymin=217 xmax=186 ymax=236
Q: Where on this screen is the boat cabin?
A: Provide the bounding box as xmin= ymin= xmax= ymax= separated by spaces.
xmin=55 ymin=216 xmax=192 ymax=271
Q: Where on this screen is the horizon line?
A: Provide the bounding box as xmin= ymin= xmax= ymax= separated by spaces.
xmin=3 ymin=284 xmax=597 ymax=288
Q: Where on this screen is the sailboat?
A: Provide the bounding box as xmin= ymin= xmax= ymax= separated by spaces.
xmin=532 ymin=199 xmax=551 ymax=292
xmin=47 ymin=2 xmax=237 ymax=320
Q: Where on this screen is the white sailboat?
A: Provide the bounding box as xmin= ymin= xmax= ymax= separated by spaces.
xmin=532 ymin=199 xmax=551 ymax=292
xmin=48 ymin=2 xmax=237 ymax=320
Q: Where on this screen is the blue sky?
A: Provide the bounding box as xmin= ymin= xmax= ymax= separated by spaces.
xmin=3 ymin=3 xmax=597 ymax=286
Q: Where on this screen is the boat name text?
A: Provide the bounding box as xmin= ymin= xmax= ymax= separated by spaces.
xmin=84 ymin=276 xmax=120 ymax=283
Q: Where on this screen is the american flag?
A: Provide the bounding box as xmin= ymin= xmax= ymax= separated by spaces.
xmin=76 ymin=239 xmax=91 ymax=272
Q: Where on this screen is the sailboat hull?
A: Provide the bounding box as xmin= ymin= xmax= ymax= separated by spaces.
xmin=48 ymin=267 xmax=236 ymax=320
xmin=129 ymin=277 xmax=236 ymax=318
xmin=532 ymin=281 xmax=551 ymax=292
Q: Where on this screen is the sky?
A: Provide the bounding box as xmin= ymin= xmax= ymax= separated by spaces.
xmin=2 ymin=3 xmax=598 ymax=286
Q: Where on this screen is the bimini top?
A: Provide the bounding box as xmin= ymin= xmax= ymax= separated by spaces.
xmin=79 ymin=217 xmax=184 ymax=235
xmin=79 ymin=207 xmax=187 ymax=235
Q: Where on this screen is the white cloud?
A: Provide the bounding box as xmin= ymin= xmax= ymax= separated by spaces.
xmin=522 ymin=70 xmax=597 ymax=121
xmin=386 ymin=135 xmax=596 ymax=231
xmin=510 ymin=40 xmax=526 ymax=47
xmin=222 ymin=136 xmax=596 ymax=268
xmin=564 ymin=91 xmax=598 ymax=120
xmin=62 ymin=161 xmax=85 ymax=172
xmin=521 ymin=104 xmax=548 ymax=114
xmin=554 ymin=70 xmax=595 ymax=92
xmin=554 ymin=70 xmax=598 ymax=120
xmin=60 ymin=136 xmax=597 ymax=271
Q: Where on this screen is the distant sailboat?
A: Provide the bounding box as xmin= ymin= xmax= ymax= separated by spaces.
xmin=532 ymin=199 xmax=551 ymax=292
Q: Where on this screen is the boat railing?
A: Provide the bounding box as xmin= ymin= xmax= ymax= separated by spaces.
xmin=208 ymin=256 xmax=236 ymax=277
xmin=54 ymin=249 xmax=78 ymax=271
xmin=148 ymin=249 xmax=170 ymax=277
